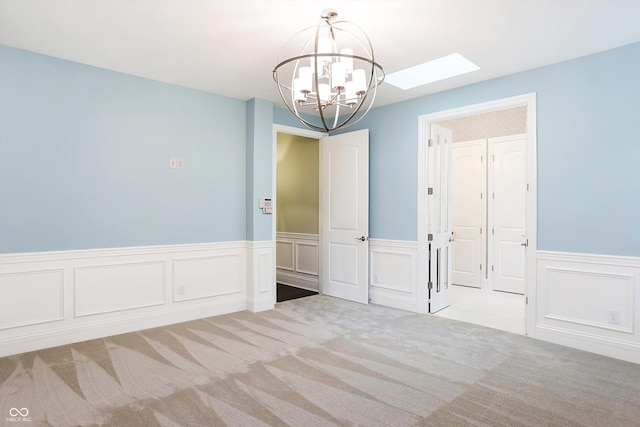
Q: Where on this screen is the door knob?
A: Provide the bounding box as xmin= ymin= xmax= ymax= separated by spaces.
xmin=355 ymin=236 xmax=367 ymax=242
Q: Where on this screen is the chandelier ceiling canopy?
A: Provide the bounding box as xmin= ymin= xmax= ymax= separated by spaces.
xmin=273 ymin=9 xmax=384 ymax=133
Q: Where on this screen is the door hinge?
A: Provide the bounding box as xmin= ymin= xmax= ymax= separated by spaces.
xmin=428 ymin=187 xmax=433 ymax=195
xmin=527 ymin=183 xmax=530 ymax=191
xmin=491 ymin=265 xmax=494 ymax=272
xmin=428 ymin=233 xmax=433 ymax=241
xmin=480 ymin=264 xmax=483 ymax=271
xmin=480 ymin=227 xmax=483 ymax=234
xmin=428 ymin=139 xmax=433 ymax=147
xmin=428 ymin=281 xmax=433 ymax=290
xmin=492 ymin=228 xmax=495 ymax=234
xmin=526 ymin=296 xmax=529 ymax=305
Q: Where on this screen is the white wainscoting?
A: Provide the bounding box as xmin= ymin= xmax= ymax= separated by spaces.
xmin=0 ymin=242 xmax=255 ymax=357
xmin=246 ymin=240 xmax=276 ymax=313
xmin=75 ymin=261 xmax=166 ymax=317
xmin=276 ymin=233 xmax=319 ymax=291
xmin=536 ymin=251 xmax=640 ymax=364
xmin=369 ymin=239 xmax=421 ymax=313
xmin=0 ymin=269 xmax=64 ymax=329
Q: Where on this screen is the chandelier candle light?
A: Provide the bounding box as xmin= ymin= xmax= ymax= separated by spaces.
xmin=273 ymin=9 xmax=385 ymax=132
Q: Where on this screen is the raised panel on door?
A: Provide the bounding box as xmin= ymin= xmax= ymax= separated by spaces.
xmin=490 ymin=135 xmax=527 ymax=294
xmin=320 ymin=129 xmax=369 ymax=304
xmin=452 ymin=140 xmax=485 ymax=288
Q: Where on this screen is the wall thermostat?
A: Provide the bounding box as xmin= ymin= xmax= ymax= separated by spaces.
xmin=259 ymin=197 xmax=272 ymax=214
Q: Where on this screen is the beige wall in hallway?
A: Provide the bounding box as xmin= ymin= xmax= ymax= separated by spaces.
xmin=276 ymin=133 xmax=319 ymax=234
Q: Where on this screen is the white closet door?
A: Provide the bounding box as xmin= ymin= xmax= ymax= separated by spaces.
xmin=452 ymin=140 xmax=486 ymax=288
xmin=489 ymin=135 xmax=527 ymax=294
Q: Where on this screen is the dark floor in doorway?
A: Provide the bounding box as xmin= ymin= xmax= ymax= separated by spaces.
xmin=277 ymin=283 xmax=318 ymax=302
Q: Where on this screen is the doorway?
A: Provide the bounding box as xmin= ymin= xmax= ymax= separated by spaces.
xmin=273 ymin=129 xmax=323 ymax=302
xmin=272 ymin=125 xmax=371 ymax=305
xmin=418 ymin=94 xmax=537 ymax=335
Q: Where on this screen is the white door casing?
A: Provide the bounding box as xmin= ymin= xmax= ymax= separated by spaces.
xmin=452 ymin=140 xmax=486 ymax=288
xmin=320 ymin=129 xmax=369 ymax=304
xmin=427 ymin=124 xmax=453 ymax=313
xmin=417 ymin=93 xmax=536 ymax=336
xmin=489 ymin=135 xmax=527 ymax=294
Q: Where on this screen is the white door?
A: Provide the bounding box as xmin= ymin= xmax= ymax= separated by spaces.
xmin=428 ymin=124 xmax=453 ymax=313
xmin=452 ymin=140 xmax=486 ymax=288
xmin=489 ymin=135 xmax=527 ymax=294
xmin=320 ymin=129 xmax=369 ymax=303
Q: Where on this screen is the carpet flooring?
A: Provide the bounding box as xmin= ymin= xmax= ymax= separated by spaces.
xmin=1 ymin=295 xmax=639 ymax=426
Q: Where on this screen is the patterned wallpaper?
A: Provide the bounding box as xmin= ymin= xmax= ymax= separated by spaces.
xmin=437 ymin=106 xmax=527 ymax=142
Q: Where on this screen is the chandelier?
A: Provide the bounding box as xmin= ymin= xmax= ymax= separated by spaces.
xmin=273 ymin=9 xmax=384 ymax=132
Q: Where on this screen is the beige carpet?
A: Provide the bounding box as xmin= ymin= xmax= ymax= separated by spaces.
xmin=1 ymin=295 xmax=639 ymax=426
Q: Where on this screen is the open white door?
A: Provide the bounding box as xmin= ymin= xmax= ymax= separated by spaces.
xmin=428 ymin=124 xmax=453 ymax=313
xmin=320 ymin=129 xmax=369 ymax=304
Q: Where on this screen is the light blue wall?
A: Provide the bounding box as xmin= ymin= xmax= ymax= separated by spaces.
xmin=246 ymin=98 xmax=274 ymax=241
xmin=0 ymin=45 xmax=247 ymax=253
xmin=342 ymin=42 xmax=640 ymax=257
xmin=3 ymin=42 xmax=639 ymax=257
xmin=273 ymin=107 xmax=309 ymax=129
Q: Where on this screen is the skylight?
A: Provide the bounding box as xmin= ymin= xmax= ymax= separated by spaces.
xmin=385 ymin=53 xmax=479 ymax=90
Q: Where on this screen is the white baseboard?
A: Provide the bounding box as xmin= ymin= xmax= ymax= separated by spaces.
xmin=535 ymin=251 xmax=640 ymax=364
xmin=1 ymin=297 xmax=246 ymax=358
xmin=534 ymin=324 xmax=640 ymax=365
xmin=276 ymin=270 xmax=319 ymax=291
xmin=0 ymin=242 xmax=256 ymax=357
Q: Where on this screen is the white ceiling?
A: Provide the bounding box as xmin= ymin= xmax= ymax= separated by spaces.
xmin=1 ymin=0 xmax=640 ymax=109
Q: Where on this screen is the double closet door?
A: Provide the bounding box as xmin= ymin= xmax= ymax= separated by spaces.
xmin=452 ymin=134 xmax=527 ymax=294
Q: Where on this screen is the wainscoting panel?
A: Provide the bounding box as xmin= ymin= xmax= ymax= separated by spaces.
xmin=544 ymin=268 xmax=633 ymax=333
xmin=0 ymin=269 xmax=64 ymax=330
xmin=246 ymin=241 xmax=275 ymax=312
xmin=296 ymin=242 xmax=319 ymax=276
xmin=0 ymin=242 xmax=250 ymax=357
xmin=276 ymin=241 xmax=294 ymax=271
xmin=75 ymin=261 xmax=165 ymax=317
xmin=276 ymin=233 xmax=319 ymax=291
xmin=173 ymin=253 xmax=243 ymax=302
xmin=536 ymin=251 xmax=640 ymax=364
xmin=369 ymin=240 xmax=420 ymax=312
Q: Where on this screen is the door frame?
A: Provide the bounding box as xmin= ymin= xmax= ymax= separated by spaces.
xmin=272 ymin=125 xmax=327 ymax=295
xmin=417 ymin=93 xmax=537 ymax=335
